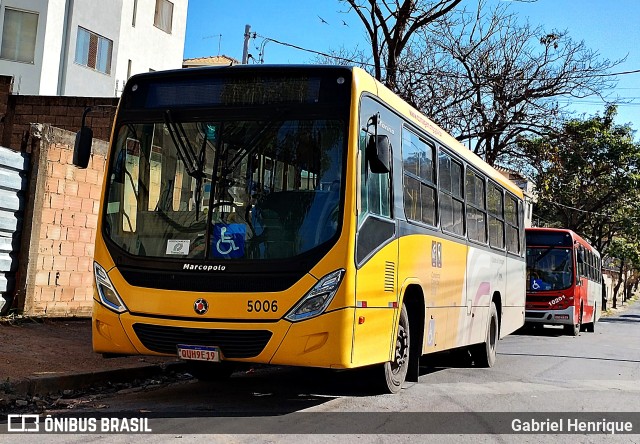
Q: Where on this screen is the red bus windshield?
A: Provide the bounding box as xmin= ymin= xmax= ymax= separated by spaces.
xmin=526 ymin=247 xmax=574 ymax=291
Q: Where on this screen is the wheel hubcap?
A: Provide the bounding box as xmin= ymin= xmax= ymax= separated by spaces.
xmin=393 ymin=325 xmax=409 ymax=372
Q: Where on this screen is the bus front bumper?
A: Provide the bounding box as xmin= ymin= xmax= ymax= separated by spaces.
xmin=525 ymin=306 xmax=575 ymax=326
xmin=92 ymin=300 xmax=358 ymax=369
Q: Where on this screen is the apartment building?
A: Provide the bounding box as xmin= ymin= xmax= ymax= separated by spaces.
xmin=0 ymin=0 xmax=187 ymax=97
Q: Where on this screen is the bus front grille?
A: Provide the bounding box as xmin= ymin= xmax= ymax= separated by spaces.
xmin=525 ymin=311 xmax=546 ymax=318
xmin=132 ymin=323 xmax=273 ymax=358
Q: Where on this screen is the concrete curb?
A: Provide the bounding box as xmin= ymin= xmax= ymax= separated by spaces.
xmin=9 ymin=361 xmax=190 ymax=397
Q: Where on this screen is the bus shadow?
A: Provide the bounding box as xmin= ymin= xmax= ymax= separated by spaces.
xmin=599 ymin=314 xmax=640 ymax=324
xmin=181 ymin=359 xmax=450 ymax=406
xmin=511 ymin=325 xmax=567 ymax=337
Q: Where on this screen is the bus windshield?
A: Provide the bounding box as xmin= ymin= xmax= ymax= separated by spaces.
xmin=103 ymin=117 xmax=345 ymax=261
xmin=526 ymin=247 xmax=574 ymax=291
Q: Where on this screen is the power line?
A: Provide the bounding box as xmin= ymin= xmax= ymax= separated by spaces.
xmin=538 ymin=200 xmax=640 ymax=222
xmin=257 ymin=33 xmax=640 ymax=81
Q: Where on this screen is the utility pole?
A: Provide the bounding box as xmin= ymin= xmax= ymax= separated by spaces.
xmin=242 ymin=24 xmax=251 ymax=64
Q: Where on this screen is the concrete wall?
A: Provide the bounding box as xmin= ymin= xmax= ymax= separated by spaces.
xmin=115 ymin=0 xmax=188 ymax=94
xmin=16 ymin=124 xmax=107 ymax=316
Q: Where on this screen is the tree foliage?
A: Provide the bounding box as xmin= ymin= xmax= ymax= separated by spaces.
xmin=607 ymin=236 xmax=640 ymax=307
xmin=520 ymin=105 xmax=640 ymax=254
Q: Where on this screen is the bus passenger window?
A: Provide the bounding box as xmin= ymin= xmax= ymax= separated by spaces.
xmin=401 ymin=129 xmax=437 ymax=226
xmin=488 ymin=184 xmax=505 ymax=249
xmin=505 ymin=195 xmax=519 ymax=254
xmin=466 ymin=169 xmax=487 ymax=244
xmin=438 ymin=150 xmax=464 ymax=236
xmin=360 ymin=130 xmax=391 ymax=222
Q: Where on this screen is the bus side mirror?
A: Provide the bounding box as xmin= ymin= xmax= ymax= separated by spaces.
xmin=366 ymin=134 xmax=391 ymax=174
xmin=73 ymin=126 xmax=93 ymax=168
xmin=577 ymin=250 xmax=585 ymax=263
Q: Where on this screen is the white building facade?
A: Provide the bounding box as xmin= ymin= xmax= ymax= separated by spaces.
xmin=0 ymin=0 xmax=187 ymax=96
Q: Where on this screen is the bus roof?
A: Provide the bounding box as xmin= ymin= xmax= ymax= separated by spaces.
xmin=526 ymin=227 xmax=599 ymax=254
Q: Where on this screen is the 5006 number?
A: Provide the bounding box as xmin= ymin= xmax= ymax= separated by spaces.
xmin=247 ymin=300 xmax=278 ymax=313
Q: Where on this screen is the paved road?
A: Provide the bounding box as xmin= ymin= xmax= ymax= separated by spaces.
xmin=3 ymin=302 xmax=640 ymax=443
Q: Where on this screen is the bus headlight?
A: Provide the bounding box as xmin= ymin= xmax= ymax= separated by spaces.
xmin=285 ymin=269 xmax=345 ymax=322
xmin=94 ymin=262 xmax=128 ymax=313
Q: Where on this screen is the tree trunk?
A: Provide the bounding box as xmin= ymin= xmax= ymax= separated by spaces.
xmin=612 ymin=259 xmax=625 ymax=309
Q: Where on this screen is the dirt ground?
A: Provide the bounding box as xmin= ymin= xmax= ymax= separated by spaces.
xmin=0 ymin=317 xmax=178 ymax=385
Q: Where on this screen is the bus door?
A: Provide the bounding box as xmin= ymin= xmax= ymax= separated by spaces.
xmin=352 ymin=99 xmax=399 ymax=366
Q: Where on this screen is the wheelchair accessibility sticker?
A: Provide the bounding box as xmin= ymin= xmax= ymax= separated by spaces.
xmin=531 ymin=278 xmax=551 ymax=291
xmin=212 ymin=223 xmax=245 ymax=258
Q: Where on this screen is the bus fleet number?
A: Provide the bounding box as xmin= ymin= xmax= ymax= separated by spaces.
xmin=247 ymin=300 xmax=278 ymax=313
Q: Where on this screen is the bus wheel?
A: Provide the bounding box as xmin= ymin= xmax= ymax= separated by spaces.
xmin=186 ymin=362 xmax=235 ymax=381
xmin=380 ymin=304 xmax=410 ymax=394
xmin=584 ymin=304 xmax=596 ymax=332
xmin=471 ymin=301 xmax=498 ymax=368
xmin=565 ymin=307 xmax=582 ymax=336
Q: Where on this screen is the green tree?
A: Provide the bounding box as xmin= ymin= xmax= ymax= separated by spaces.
xmin=521 ymin=105 xmax=640 ymax=254
xmin=607 ymin=237 xmax=640 ymax=308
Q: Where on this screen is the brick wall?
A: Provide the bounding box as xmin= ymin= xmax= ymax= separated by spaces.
xmin=0 ymin=75 xmax=118 ymax=152
xmin=17 ymin=125 xmax=108 ymax=316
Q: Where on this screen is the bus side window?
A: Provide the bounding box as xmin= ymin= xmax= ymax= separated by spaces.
xmin=402 ymin=129 xmax=437 ymax=227
xmin=487 ymin=183 xmax=505 ymax=249
xmin=577 ymin=246 xmax=585 ymax=277
xmin=359 ymin=129 xmax=391 ymax=223
xmin=465 ymin=169 xmax=487 ymax=243
xmin=439 ymin=149 xmax=464 ymax=236
xmin=505 ymin=194 xmax=519 ymax=254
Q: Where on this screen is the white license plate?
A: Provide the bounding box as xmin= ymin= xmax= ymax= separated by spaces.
xmin=177 ymin=344 xmax=221 ymax=362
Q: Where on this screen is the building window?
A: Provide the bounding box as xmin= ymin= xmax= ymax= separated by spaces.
xmin=0 ymin=8 xmax=38 ymax=63
xmin=75 ymin=27 xmax=112 ymax=74
xmin=154 ymin=0 xmax=174 ymax=33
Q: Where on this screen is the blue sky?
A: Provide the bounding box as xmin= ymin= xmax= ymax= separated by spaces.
xmin=184 ymin=0 xmax=640 ymax=130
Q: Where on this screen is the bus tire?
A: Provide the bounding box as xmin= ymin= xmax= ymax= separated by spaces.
xmin=584 ymin=303 xmax=596 ymax=332
xmin=186 ymin=361 xmax=235 ymax=381
xmin=471 ymin=301 xmax=498 ymax=368
xmin=565 ymin=306 xmax=582 ymax=336
xmin=379 ymin=304 xmax=410 ymax=394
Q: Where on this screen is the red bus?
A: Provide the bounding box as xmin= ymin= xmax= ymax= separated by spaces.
xmin=525 ymin=228 xmax=602 ymax=335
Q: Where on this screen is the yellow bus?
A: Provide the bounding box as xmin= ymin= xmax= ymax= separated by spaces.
xmin=74 ymin=66 xmax=526 ymax=393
